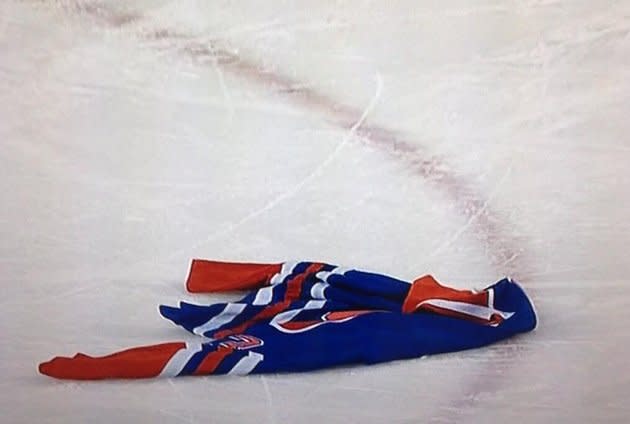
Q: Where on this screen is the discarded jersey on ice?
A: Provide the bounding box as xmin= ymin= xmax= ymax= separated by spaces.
xmin=39 ymin=260 xmax=537 ymax=380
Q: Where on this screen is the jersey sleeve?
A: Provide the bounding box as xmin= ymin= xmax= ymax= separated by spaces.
xmin=185 ymin=259 xmax=282 ymax=292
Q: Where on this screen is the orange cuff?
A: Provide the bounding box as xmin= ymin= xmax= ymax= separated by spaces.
xmin=402 ymin=275 xmax=489 ymax=314
xmin=186 ymin=259 xmax=282 ymax=293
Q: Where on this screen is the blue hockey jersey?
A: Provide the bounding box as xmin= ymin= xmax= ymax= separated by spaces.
xmin=39 ymin=260 xmax=537 ymax=379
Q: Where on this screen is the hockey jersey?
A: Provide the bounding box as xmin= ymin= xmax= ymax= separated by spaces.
xmin=39 ymin=260 xmax=537 ymax=380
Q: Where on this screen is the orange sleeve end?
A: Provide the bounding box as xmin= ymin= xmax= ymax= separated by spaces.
xmin=186 ymin=259 xmax=282 ymax=293
xmin=402 ymin=275 xmax=489 ymax=314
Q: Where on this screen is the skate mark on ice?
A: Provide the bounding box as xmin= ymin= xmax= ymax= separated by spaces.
xmin=176 ymin=72 xmax=382 ymax=254
xmin=261 ymin=376 xmax=279 ymax=424
xmin=426 ymin=160 xmax=514 ymax=262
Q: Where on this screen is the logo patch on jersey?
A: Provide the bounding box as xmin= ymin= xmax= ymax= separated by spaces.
xmin=219 ymin=334 xmax=264 ymax=350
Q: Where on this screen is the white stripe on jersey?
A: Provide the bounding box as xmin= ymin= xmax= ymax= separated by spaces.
xmin=315 ymin=266 xmax=351 ymax=282
xmin=269 ymin=261 xmax=298 ymax=285
xmin=228 ymin=351 xmax=264 ymax=375
xmin=193 ymin=303 xmax=247 ymax=336
xmin=158 ymin=342 xmax=203 ymax=378
xmin=417 ymin=298 xmax=514 ymax=323
xmin=253 ymin=286 xmax=274 ymax=305
xmin=310 ymin=282 xmax=329 ymax=299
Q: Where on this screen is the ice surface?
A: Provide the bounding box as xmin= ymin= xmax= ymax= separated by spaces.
xmin=1 ymin=1 xmax=629 ymax=423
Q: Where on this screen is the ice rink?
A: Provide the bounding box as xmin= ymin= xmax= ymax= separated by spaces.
xmin=2 ymin=1 xmax=630 ymax=422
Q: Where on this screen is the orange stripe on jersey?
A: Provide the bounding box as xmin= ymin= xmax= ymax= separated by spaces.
xmin=284 ymin=263 xmax=325 ymax=301
xmin=325 ymin=310 xmax=374 ymax=322
xmin=212 ymin=263 xmax=325 ymax=339
xmin=193 ymin=347 xmax=234 ymax=375
xmin=279 ymin=319 xmax=321 ymax=331
xmin=213 ymin=300 xmax=291 ymax=339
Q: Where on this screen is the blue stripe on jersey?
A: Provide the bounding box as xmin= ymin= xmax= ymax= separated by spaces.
xmin=291 ymin=261 xmax=311 ymax=276
xmin=159 ymin=303 xmax=227 ymax=333
xmin=212 ymin=349 xmax=248 ymax=375
xmin=178 ymin=343 xmax=217 ymax=376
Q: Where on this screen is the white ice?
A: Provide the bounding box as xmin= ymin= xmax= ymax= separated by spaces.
xmin=1 ymin=1 xmax=629 ymax=423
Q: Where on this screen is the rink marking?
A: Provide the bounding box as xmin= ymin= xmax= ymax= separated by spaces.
xmin=49 ymin=1 xmax=530 ymax=279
